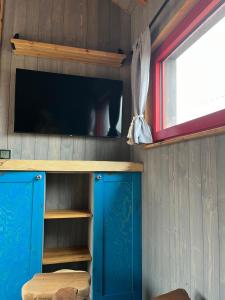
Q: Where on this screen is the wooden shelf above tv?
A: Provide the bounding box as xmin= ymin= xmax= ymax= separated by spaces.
xmin=43 ymin=247 xmax=92 ymax=265
xmin=10 ymin=37 xmax=126 ymax=68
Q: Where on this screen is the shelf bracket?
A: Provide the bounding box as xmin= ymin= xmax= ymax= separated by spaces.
xmin=11 ymin=33 xmax=19 ymax=50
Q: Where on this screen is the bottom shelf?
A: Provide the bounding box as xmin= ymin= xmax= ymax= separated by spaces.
xmin=43 ymin=247 xmax=92 ymax=265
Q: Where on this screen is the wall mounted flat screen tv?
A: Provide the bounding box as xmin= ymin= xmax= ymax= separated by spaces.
xmin=14 ymin=69 xmax=123 ymax=138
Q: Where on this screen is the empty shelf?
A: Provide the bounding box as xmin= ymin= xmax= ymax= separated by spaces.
xmin=43 ymin=247 xmax=92 ymax=265
xmin=45 ymin=210 xmax=92 ymax=220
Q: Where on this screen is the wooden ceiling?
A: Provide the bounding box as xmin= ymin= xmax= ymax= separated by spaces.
xmin=112 ymin=0 xmax=147 ymax=14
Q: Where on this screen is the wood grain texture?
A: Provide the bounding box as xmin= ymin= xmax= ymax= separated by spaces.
xmin=131 ymin=2 xmax=225 ymax=299
xmin=8 ymin=0 xmax=26 ymax=158
xmin=22 ymin=271 xmax=90 ymax=298
xmin=216 ymin=135 xmax=225 ymax=299
xmin=0 ymin=0 xmax=4 ymax=43
xmin=144 ymin=126 xmax=225 ymax=150
xmin=32 ymin=0 xmax=51 ymax=160
xmin=0 ymin=0 xmax=15 ymax=150
xmin=43 ymin=247 xmax=92 ymax=265
xmin=133 ymin=134 xmax=225 ymax=300
xmin=11 ymin=38 xmax=126 ymax=67
xmin=0 ymin=0 xmax=130 ymax=161
xmin=188 ymin=140 xmax=204 ymax=297
xmin=45 ymin=210 xmax=92 ymax=220
xmin=201 ymin=137 xmax=219 ymax=299
xmin=20 ymin=0 xmax=39 ymax=159
xmin=0 ymin=159 xmax=143 ymax=172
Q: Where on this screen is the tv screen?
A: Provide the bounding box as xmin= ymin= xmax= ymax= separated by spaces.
xmin=14 ymin=69 xmax=123 ymax=138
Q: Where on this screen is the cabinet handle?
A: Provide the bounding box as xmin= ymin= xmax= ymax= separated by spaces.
xmin=96 ymin=175 xmax=102 ymax=180
xmin=35 ymin=174 xmax=42 ymax=181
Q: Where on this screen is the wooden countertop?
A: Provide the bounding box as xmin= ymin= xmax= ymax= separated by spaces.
xmin=0 ymin=160 xmax=143 ymax=172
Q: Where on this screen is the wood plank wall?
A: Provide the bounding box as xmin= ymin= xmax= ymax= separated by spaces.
xmin=0 ymin=0 xmax=131 ymax=161
xmin=131 ymin=1 xmax=225 ymax=299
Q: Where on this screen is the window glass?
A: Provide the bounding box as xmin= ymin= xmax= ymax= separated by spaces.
xmin=163 ymin=10 xmax=225 ymax=129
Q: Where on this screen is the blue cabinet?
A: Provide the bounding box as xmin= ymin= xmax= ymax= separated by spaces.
xmin=0 ymin=172 xmax=45 ymax=300
xmin=93 ymin=173 xmax=141 ymax=300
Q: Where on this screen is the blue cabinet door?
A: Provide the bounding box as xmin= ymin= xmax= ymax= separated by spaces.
xmin=0 ymin=172 xmax=45 ymax=300
xmin=93 ymin=173 xmax=141 ymax=300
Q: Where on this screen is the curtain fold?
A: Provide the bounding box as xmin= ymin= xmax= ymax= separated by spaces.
xmin=127 ymin=27 xmax=153 ymax=145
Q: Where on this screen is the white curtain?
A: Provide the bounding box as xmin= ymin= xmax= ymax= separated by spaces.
xmin=127 ymin=27 xmax=153 ymax=145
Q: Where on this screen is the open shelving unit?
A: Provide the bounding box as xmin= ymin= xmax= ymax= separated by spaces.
xmin=43 ymin=173 xmax=93 ymax=273
xmin=11 ymin=37 xmax=126 ymax=68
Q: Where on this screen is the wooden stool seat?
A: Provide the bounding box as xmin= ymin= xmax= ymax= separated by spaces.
xmin=22 ymin=270 xmax=90 ymax=300
xmin=152 ymin=289 xmax=190 ymax=300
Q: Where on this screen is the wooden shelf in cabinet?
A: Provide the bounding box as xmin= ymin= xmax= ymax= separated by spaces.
xmin=45 ymin=210 xmax=92 ymax=220
xmin=11 ymin=38 xmax=126 ymax=68
xmin=43 ymin=247 xmax=92 ymax=265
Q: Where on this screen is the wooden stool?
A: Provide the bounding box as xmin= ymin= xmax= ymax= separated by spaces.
xmin=152 ymin=289 xmax=190 ymax=300
xmin=22 ymin=270 xmax=90 ymax=300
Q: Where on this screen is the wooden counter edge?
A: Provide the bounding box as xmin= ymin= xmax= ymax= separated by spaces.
xmin=0 ymin=160 xmax=143 ymax=172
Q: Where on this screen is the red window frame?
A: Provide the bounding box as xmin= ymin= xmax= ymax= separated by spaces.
xmin=152 ymin=0 xmax=225 ymax=142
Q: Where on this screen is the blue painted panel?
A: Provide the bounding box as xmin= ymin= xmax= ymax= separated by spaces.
xmin=0 ymin=172 xmax=45 ymax=300
xmin=93 ymin=173 xmax=142 ymax=300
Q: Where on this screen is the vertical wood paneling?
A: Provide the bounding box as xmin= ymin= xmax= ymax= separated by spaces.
xmin=131 ymin=1 xmax=225 ymax=299
xmin=216 ymin=135 xmax=225 ymax=300
xmin=8 ymin=0 xmax=26 ymax=158
xmin=177 ymin=143 xmax=190 ymax=291
xmin=47 ymin=0 xmax=64 ymax=160
xmin=142 ymin=149 xmax=153 ymax=299
xmin=188 ymin=140 xmax=204 ymax=297
xmin=201 ymin=137 xmax=219 ymax=299
xmin=84 ymin=0 xmax=99 ymax=160
xmin=72 ymin=0 xmax=86 ymax=159
xmin=151 ymin=148 xmax=162 ymax=295
xmin=96 ymin=0 xmax=112 ymax=161
xmin=159 ymin=146 xmax=170 ymax=292
xmin=60 ymin=0 xmax=81 ymax=160
xmin=0 ymin=0 xmax=130 ymax=161
xmin=0 ymin=0 xmax=15 ymax=149
xmin=21 ymin=0 xmax=39 ymax=159
xmin=168 ymin=144 xmax=180 ymax=288
xmin=120 ymin=9 xmax=131 ymax=160
xmin=34 ymin=0 xmax=53 ymax=159
xmin=133 ymin=134 xmax=225 ymax=300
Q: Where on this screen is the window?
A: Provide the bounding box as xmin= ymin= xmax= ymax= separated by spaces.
xmin=152 ymin=0 xmax=225 ymax=141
